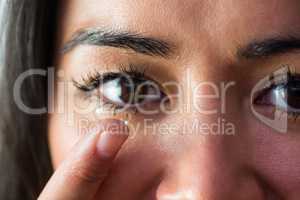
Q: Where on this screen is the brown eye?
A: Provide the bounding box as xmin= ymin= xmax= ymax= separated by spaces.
xmin=253 ymin=74 xmax=300 ymax=113
xmin=100 ymin=75 xmax=167 ymax=108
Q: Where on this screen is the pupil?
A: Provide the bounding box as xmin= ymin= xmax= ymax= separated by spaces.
xmin=286 ymin=86 xmax=300 ymax=109
xmin=118 ymin=77 xmax=150 ymax=105
xmin=118 ymin=77 xmax=133 ymax=104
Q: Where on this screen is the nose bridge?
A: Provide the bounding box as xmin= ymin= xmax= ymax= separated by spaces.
xmin=155 ymin=55 xmax=262 ymax=199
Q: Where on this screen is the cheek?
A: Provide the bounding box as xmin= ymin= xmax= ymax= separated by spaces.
xmin=48 ymin=114 xmax=82 ymax=169
xmin=253 ymin=123 xmax=300 ymax=193
xmin=257 ymin=139 xmax=300 ymax=187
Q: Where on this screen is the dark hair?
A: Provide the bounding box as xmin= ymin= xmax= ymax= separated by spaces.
xmin=0 ymin=1 xmax=57 ymax=199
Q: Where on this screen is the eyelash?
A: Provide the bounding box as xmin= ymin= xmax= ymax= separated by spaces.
xmin=73 ymin=64 xmax=161 ymax=114
xmin=73 ymin=64 xmax=147 ymax=92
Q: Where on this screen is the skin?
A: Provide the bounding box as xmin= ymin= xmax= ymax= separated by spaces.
xmin=43 ymin=0 xmax=300 ymax=199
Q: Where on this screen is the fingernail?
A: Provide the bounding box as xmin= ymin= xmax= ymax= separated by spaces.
xmin=96 ymin=121 xmax=129 ymax=158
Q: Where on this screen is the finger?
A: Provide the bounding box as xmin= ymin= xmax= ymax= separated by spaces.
xmin=39 ymin=119 xmax=129 ymax=200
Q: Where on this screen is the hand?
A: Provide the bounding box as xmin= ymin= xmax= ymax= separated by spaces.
xmin=39 ymin=119 xmax=129 ymax=200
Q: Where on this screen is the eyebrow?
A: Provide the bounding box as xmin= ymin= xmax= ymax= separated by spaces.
xmin=62 ymin=28 xmax=173 ymax=58
xmin=238 ymin=36 xmax=300 ymax=59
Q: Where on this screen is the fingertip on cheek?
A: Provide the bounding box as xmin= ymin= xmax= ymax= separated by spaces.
xmin=96 ymin=129 xmax=129 ymax=159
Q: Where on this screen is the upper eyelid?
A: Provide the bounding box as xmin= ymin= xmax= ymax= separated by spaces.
xmin=72 ymin=72 xmax=120 ymax=91
xmin=72 ymin=69 xmax=156 ymax=92
xmin=253 ymin=70 xmax=300 ymax=97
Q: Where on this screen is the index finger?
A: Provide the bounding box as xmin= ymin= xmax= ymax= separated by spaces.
xmin=39 ymin=119 xmax=129 ymax=200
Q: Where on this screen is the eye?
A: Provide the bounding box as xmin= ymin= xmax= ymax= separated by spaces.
xmin=73 ymin=67 xmax=168 ymax=114
xmin=100 ymin=75 xmax=167 ymax=110
xmin=253 ymin=71 xmax=300 ymax=117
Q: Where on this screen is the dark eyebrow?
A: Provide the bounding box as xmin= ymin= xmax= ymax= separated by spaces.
xmin=62 ymin=28 xmax=173 ymax=58
xmin=238 ymin=36 xmax=300 ymax=59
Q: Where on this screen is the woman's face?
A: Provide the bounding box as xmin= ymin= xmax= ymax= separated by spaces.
xmin=49 ymin=0 xmax=300 ymax=199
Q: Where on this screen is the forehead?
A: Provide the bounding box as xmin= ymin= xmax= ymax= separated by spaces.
xmin=59 ymin=0 xmax=300 ymax=49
